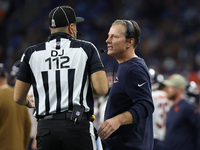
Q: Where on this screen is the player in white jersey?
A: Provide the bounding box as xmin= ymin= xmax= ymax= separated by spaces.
xmin=152 ymin=86 xmax=171 ymax=150
xmin=149 ymin=69 xmax=171 ymax=150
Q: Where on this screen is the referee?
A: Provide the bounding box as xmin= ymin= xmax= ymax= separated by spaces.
xmin=13 ymin=5 xmax=108 ymax=150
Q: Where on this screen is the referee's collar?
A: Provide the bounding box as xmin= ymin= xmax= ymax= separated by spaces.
xmin=48 ymin=32 xmax=73 ymax=41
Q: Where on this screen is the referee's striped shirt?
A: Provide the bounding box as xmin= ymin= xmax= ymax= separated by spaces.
xmin=17 ymin=32 xmax=104 ymax=117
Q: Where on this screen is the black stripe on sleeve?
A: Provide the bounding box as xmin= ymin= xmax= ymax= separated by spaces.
xmin=68 ymin=69 xmax=75 ymax=110
xmin=56 ymin=70 xmax=61 ymax=113
xmin=42 ymin=71 xmax=50 ymax=115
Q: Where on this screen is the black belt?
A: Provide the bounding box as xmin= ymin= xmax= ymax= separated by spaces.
xmin=37 ymin=111 xmax=89 ymax=121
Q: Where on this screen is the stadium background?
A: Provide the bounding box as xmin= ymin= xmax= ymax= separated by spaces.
xmin=0 ymin=0 xmax=200 ymax=84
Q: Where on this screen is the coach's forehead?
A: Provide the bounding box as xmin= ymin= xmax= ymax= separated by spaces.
xmin=109 ymin=24 xmax=126 ymax=36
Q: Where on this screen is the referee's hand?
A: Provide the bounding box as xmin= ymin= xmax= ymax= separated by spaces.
xmin=26 ymin=94 xmax=35 ymax=108
xmin=97 ymin=116 xmax=121 ymax=139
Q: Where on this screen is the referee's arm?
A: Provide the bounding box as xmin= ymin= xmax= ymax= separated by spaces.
xmin=13 ymin=80 xmax=33 ymax=108
xmin=90 ymin=70 xmax=108 ymax=97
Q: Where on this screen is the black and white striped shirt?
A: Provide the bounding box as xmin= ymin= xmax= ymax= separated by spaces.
xmin=17 ymin=32 xmax=104 ymax=117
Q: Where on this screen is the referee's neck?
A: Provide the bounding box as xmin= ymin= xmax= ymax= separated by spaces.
xmin=49 ymin=27 xmax=69 ymax=34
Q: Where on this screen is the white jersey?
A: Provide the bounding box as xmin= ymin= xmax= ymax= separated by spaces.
xmin=17 ymin=33 xmax=104 ymax=117
xmin=152 ymin=90 xmax=170 ymax=141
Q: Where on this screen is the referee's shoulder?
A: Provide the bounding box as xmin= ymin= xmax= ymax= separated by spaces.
xmin=24 ymin=42 xmax=46 ymax=53
xmin=27 ymin=42 xmax=45 ymax=51
xmin=71 ymin=38 xmax=96 ymax=49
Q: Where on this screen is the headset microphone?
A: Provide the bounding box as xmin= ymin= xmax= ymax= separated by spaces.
xmin=100 ymin=49 xmax=116 ymax=83
xmin=100 ymin=49 xmax=108 ymax=53
xmin=77 ymin=31 xmax=82 ymax=36
xmin=72 ymin=30 xmax=82 ymax=37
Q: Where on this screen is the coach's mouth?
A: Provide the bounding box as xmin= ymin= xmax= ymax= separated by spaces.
xmin=107 ymin=46 xmax=112 ymax=51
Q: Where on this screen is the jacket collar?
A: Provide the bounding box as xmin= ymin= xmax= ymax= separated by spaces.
xmin=48 ymin=32 xmax=73 ymax=41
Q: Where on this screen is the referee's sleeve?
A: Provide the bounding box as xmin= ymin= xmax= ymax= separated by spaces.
xmin=17 ymin=50 xmax=32 ymax=84
xmin=88 ymin=44 xmax=105 ymax=75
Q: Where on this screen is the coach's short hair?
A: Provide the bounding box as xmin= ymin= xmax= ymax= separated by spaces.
xmin=112 ymin=19 xmax=141 ymax=48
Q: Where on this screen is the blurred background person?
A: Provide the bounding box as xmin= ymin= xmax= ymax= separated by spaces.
xmin=0 ymin=63 xmax=31 ymax=150
xmin=149 ymin=68 xmax=171 ymax=150
xmin=162 ymin=74 xmax=200 ymax=150
xmin=9 ymin=60 xmax=20 ymax=86
xmin=9 ymin=60 xmax=37 ymax=150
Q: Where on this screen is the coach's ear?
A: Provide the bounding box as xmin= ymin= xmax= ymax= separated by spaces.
xmin=126 ymin=38 xmax=135 ymax=49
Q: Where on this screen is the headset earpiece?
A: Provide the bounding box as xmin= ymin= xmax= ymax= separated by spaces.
xmin=123 ymin=20 xmax=135 ymax=38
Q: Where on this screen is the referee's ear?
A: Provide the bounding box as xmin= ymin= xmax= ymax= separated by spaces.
xmin=68 ymin=24 xmax=75 ymax=36
xmin=67 ymin=23 xmax=77 ymax=39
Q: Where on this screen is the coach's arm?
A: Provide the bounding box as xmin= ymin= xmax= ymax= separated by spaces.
xmin=13 ymin=80 xmax=34 ymax=108
xmin=90 ymin=70 xmax=109 ymax=97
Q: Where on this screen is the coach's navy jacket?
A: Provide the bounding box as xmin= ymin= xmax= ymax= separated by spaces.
xmin=104 ymin=57 xmax=154 ymax=150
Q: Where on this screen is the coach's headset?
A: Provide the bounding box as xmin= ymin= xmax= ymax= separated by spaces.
xmin=123 ymin=20 xmax=135 ymax=39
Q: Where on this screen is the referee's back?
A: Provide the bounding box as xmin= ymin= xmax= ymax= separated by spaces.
xmin=17 ymin=32 xmax=107 ymax=117
xmin=14 ymin=5 xmax=108 ymax=117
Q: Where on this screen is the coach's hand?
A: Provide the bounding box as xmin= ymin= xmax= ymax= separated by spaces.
xmin=97 ymin=116 xmax=121 ymax=139
xmin=97 ymin=111 xmax=134 ymax=139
